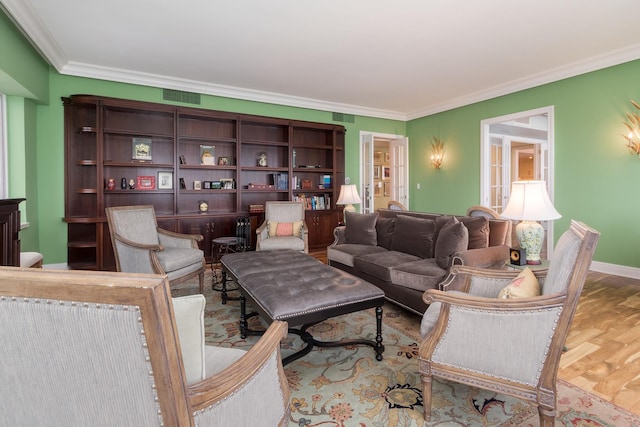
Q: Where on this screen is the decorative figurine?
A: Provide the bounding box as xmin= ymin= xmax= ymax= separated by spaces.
xmin=258 ymin=152 xmax=267 ymax=167
xmin=107 ymin=178 xmax=116 ymax=190
xmin=120 ymin=178 xmax=127 ymax=190
xmin=128 ymin=179 xmax=135 ymax=189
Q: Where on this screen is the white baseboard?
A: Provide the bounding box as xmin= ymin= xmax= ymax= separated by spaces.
xmin=42 ymin=263 xmax=71 ymax=270
xmin=590 ymin=261 xmax=640 ymax=280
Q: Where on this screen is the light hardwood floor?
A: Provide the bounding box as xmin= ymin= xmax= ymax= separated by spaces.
xmin=309 ymin=250 xmax=640 ymax=414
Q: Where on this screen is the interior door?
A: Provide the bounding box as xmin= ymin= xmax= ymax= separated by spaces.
xmin=360 ymin=132 xmax=374 ymax=214
xmin=389 ymin=137 xmax=409 ymax=207
xmin=481 ymin=106 xmax=555 ymax=256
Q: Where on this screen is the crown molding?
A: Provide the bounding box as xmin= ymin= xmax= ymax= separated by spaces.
xmin=61 ymin=62 xmax=408 ymax=121
xmin=4 ymin=0 xmax=640 ymax=122
xmin=406 ymin=43 xmax=640 ymax=120
xmin=1 ymin=0 xmax=66 ymax=70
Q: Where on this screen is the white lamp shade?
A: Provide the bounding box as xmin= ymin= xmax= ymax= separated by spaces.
xmin=502 ymin=181 xmax=561 ymax=221
xmin=337 ymin=185 xmax=362 ymax=205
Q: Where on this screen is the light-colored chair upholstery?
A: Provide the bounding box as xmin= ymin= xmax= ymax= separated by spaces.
xmin=106 ymin=205 xmax=206 ymax=293
xmin=0 ymin=267 xmax=291 ymax=426
xmin=256 ymin=201 xmax=309 ymax=253
xmin=466 ymin=204 xmax=501 ymax=219
xmin=387 ymin=200 xmax=407 ymax=210
xmin=418 ymin=220 xmax=599 ymax=426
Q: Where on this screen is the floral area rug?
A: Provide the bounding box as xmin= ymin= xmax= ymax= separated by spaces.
xmin=173 ymin=274 xmax=640 ymax=427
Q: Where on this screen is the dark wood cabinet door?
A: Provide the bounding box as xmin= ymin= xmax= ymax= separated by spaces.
xmin=307 ymin=210 xmax=341 ymax=249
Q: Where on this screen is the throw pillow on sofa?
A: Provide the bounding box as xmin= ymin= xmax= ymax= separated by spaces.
xmin=391 ymin=215 xmax=436 ymax=258
xmin=434 ymin=216 xmax=469 ymax=268
xmin=345 ymin=211 xmax=379 ymax=245
xmin=458 ymin=216 xmax=490 ymax=249
xmin=376 ymin=217 xmax=395 ymax=250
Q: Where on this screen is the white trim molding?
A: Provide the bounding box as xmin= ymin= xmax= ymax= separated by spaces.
xmin=590 ymin=261 xmax=640 ymax=280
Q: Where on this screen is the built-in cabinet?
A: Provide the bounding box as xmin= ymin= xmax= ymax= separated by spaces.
xmin=0 ymin=199 xmax=25 ymax=267
xmin=63 ymin=95 xmax=345 ymax=270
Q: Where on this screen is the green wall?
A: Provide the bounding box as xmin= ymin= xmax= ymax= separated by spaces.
xmin=407 ymin=59 xmax=640 ymax=267
xmin=3 ymin=8 xmax=640 ymax=269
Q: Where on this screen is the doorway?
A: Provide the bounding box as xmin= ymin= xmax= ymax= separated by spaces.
xmin=360 ymin=132 xmax=409 ymax=214
xmin=480 ymin=106 xmax=555 ymax=257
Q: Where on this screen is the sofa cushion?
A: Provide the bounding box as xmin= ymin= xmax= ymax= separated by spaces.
xmin=390 ymin=259 xmax=448 ymax=292
xmin=459 ymin=216 xmax=490 ymax=249
xmin=345 ymin=211 xmax=379 ymax=246
xmin=434 ymin=217 xmax=469 ymax=269
xmin=376 ymin=217 xmax=395 ymax=250
xmin=354 ymin=250 xmax=421 ymax=282
xmin=391 ymin=215 xmax=436 ymax=258
xmin=328 ymin=244 xmax=388 ymax=267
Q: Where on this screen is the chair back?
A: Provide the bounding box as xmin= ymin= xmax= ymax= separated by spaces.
xmin=0 ymin=267 xmax=193 ymax=427
xmin=466 ymin=205 xmax=501 ymax=219
xmin=265 ymin=201 xmax=305 ymax=222
xmin=387 ymin=200 xmax=407 ymax=210
xmin=106 ymin=205 xmax=160 ymax=245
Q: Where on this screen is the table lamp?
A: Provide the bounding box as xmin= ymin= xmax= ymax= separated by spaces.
xmin=336 ymin=184 xmax=362 ymax=222
xmin=501 ymin=180 xmax=561 ymax=265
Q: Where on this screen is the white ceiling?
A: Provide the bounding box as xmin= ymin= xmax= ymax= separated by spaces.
xmin=3 ymin=0 xmax=640 ymax=120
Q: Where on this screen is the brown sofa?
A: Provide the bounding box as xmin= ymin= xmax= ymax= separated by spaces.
xmin=327 ymin=209 xmax=511 ymax=314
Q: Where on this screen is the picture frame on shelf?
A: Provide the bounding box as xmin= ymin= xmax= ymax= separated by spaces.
xmin=200 ymin=145 xmax=215 ymax=165
xmin=374 ymin=151 xmax=383 ymax=163
xmin=193 ymin=180 xmax=202 ymax=190
xmin=220 ymin=178 xmax=235 ymax=189
xmin=157 ymin=171 xmax=173 ymax=189
xmin=136 ymin=175 xmax=156 ymax=190
xmin=383 ymin=181 xmax=390 ymax=197
xmin=384 ymin=152 xmax=390 ymax=163
xmin=218 ymin=156 xmax=230 ymax=165
xmin=374 ymin=182 xmax=382 ymax=196
xmin=132 ymin=138 xmax=152 ymax=162
xmin=382 ymin=165 xmax=390 ymax=180
xmin=374 ymin=165 xmax=381 ymax=179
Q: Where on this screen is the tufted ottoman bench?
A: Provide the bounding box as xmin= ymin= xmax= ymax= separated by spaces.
xmin=221 ymin=249 xmax=385 ymax=365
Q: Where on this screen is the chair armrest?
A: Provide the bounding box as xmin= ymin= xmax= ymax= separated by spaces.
xmin=440 ymin=264 xmax=547 ymax=295
xmin=330 ymin=226 xmax=346 ymax=246
xmin=256 ymin=221 xmax=268 ymax=241
xmin=112 ymin=233 xmax=163 ymax=251
xmin=158 ymin=228 xmax=203 ymax=249
xmin=188 ymin=320 xmax=290 ymax=413
xmin=423 ymin=288 xmax=565 ymax=311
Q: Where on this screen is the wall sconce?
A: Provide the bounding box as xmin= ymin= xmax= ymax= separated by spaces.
xmin=623 ymin=100 xmax=640 ymax=157
xmin=430 ymin=137 xmax=445 ymax=169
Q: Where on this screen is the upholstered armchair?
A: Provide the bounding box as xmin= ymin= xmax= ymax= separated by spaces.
xmin=387 ymin=200 xmax=407 ymax=210
xmin=0 ymin=267 xmax=291 ymax=426
xmin=106 ymin=205 xmax=206 ymax=293
xmin=256 ymin=201 xmax=309 ymax=253
xmin=419 ymin=220 xmax=599 ymax=426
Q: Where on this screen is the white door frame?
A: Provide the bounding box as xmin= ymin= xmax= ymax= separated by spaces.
xmin=480 ymin=106 xmax=555 ymax=256
xmin=359 ymin=131 xmax=409 ymax=213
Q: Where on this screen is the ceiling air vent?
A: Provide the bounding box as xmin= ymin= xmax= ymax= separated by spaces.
xmin=332 ymin=112 xmax=355 ymax=123
xmin=163 ymin=89 xmax=201 ymax=105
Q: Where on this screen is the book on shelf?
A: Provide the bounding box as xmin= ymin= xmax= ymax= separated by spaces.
xmin=269 ymin=173 xmax=288 ymax=190
xmin=293 ymin=193 xmax=331 ymax=210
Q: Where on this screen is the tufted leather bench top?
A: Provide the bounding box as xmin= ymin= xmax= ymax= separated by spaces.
xmin=221 ymin=249 xmax=385 ymax=326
